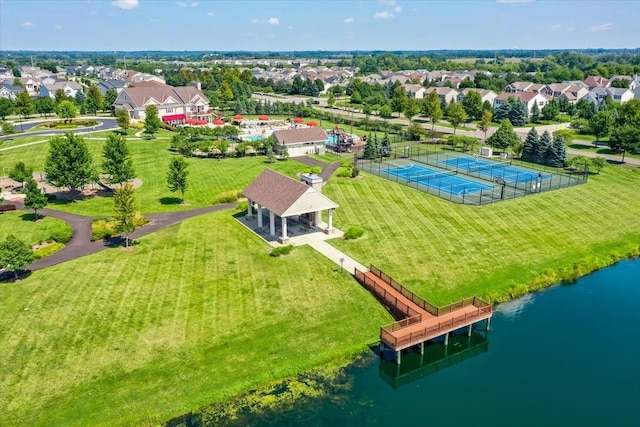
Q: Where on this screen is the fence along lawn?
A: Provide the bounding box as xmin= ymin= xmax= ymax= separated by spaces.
xmin=0 ymin=211 xmax=390 ymax=426
xmin=325 ymin=165 xmax=640 ymax=305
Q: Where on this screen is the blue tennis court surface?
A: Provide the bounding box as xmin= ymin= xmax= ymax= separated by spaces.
xmin=439 ymin=158 xmax=549 ymax=184
xmin=381 ymin=164 xmax=492 ymax=197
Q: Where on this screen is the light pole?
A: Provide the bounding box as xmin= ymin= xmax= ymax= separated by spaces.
xmin=340 ymin=257 xmax=345 ymax=274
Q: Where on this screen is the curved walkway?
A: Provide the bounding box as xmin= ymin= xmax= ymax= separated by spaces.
xmin=9 ymin=202 xmax=236 ymax=273
xmin=0 ymin=117 xmax=118 ymax=141
xmin=296 ymin=156 xmax=343 ymax=181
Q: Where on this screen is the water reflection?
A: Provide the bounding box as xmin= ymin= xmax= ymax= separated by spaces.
xmin=495 ymin=293 xmax=536 ymax=319
xmin=378 ymin=331 xmax=489 ymax=389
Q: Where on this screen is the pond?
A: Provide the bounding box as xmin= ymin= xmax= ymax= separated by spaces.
xmin=185 ymin=259 xmax=640 ymax=426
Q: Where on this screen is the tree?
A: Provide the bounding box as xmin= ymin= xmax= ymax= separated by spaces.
xmin=588 ymin=110 xmax=613 ymax=143
xmin=546 ymin=135 xmax=567 ymax=167
xmin=54 ymin=89 xmax=68 ymax=105
xmin=266 ymin=146 xmax=275 ymax=163
xmin=407 ymin=123 xmax=426 ymax=141
xmin=379 ymin=105 xmax=393 ymax=120
xmin=609 ymin=125 xmax=640 ymax=163
xmin=446 ymin=102 xmax=467 ymax=135
xmin=144 ymin=104 xmax=161 ymax=137
xmin=8 ymin=161 xmax=33 ymax=188
xmin=509 ymin=99 xmax=528 ymax=126
xmin=0 ymin=235 xmax=34 ymax=279
xmin=84 ymin=85 xmax=104 ymax=115
xmin=494 ymin=100 xmax=512 ymax=121
xmin=23 ymin=177 xmax=48 ymax=219
xmin=74 ymin=90 xmax=86 ymax=105
xmin=102 ymin=133 xmax=135 ymax=184
xmin=14 ymin=91 xmax=35 ymax=120
xmin=167 ymin=157 xmax=189 ymax=203
xmin=45 ymin=132 xmax=94 ymax=192
xmin=280 ymin=144 xmax=289 ymax=160
xmin=111 ymin=106 xmax=129 ymax=133
xmin=56 ymin=100 xmax=78 ymax=123
xmin=422 ymin=91 xmax=442 ymax=134
xmin=36 ymin=97 xmax=55 ymax=118
xmin=461 ymin=90 xmax=482 ymax=120
xmin=541 ymin=100 xmax=560 ymax=122
xmin=104 ymin=88 xmax=118 ymax=112
xmin=113 ymin=182 xmax=136 ymax=247
xmin=477 ymin=110 xmax=493 ymax=142
xmin=327 ymin=94 xmax=336 ymax=109
xmin=403 ymin=98 xmax=420 ymax=123
xmin=537 ymin=131 xmax=553 ymax=164
xmin=522 ymin=127 xmax=539 ymax=162
xmin=590 ymin=157 xmax=608 ymax=174
xmin=0 ymin=97 xmax=14 ymax=120
xmin=486 ymin=119 xmax=519 ymax=153
xmin=614 ymin=99 xmax=640 ymax=128
xmin=576 ymin=99 xmax=596 ymax=120
xmin=1 ymin=121 xmax=15 ymax=134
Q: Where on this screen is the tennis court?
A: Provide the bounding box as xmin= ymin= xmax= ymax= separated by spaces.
xmin=439 ymin=157 xmax=550 ymax=185
xmin=380 ymin=163 xmax=493 ymax=198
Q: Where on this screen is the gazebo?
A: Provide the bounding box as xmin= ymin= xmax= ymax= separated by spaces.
xmin=243 ymin=169 xmax=339 ymax=243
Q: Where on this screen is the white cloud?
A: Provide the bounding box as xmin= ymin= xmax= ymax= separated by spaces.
xmin=22 ymin=21 xmax=33 ymax=27
xmin=190 ymin=1 xmax=198 ymax=6
xmin=496 ymin=0 xmax=535 ymax=3
xmin=177 ymin=2 xmax=187 ymax=6
xmin=111 ymin=0 xmax=139 ymax=10
xmin=251 ymin=18 xmax=260 ymax=24
xmin=54 ymin=25 xmax=63 ymax=30
xmin=588 ymin=22 xmax=613 ymax=32
xmin=207 ymin=11 xmax=214 ymax=16
xmin=374 ymin=11 xmax=393 ymax=20
xmin=344 ymin=17 xmax=354 ymax=24
xmin=394 ymin=6 xmax=402 ymax=14
xmin=268 ymin=17 xmax=279 ymax=25
xmin=550 ymin=24 xmax=561 ymax=31
xmin=379 ymin=0 xmax=397 ymax=5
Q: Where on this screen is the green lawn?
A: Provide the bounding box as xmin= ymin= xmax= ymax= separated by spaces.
xmin=0 ymin=136 xmax=313 ymax=216
xmin=0 ymin=211 xmax=390 ymax=426
xmin=568 ymin=142 xmax=640 ymax=161
xmin=307 ymin=152 xmax=344 ymax=164
xmin=325 ymin=165 xmax=640 ymax=305
xmin=0 ymin=211 xmax=72 ymax=246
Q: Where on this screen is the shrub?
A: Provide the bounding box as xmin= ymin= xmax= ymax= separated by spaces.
xmin=336 ymin=167 xmax=352 ymax=178
xmin=50 ymin=227 xmax=73 ymax=244
xmin=309 ymin=166 xmax=322 ymax=175
xmin=212 ymin=189 xmax=241 ymax=205
xmin=33 ymin=242 xmax=65 ymax=259
xmin=130 ymin=122 xmax=145 ymax=130
xmin=340 ymin=160 xmax=353 ymax=168
xmin=91 ymin=218 xmax=116 ymax=241
xmin=236 ymin=201 xmax=248 ymax=212
xmin=344 ymin=226 xmax=364 ymax=240
xmin=270 ymin=245 xmax=293 ymax=257
xmin=0 ymin=204 xmax=17 ymax=213
xmin=161 ymin=122 xmax=178 ymax=132
xmin=351 ymin=166 xmax=360 ymax=178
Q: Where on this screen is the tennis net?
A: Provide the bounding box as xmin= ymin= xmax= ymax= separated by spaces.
xmin=465 ymin=162 xmax=507 ymax=173
xmin=406 ymin=170 xmax=457 ymax=183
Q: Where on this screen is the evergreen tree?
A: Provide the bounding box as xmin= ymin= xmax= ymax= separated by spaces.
xmin=509 ymin=99 xmax=528 ymax=126
xmin=0 ymin=235 xmax=34 ymax=279
xmin=102 ymin=133 xmax=135 ymax=184
xmin=546 ymin=135 xmax=567 ymax=167
xmin=537 ymin=131 xmax=553 ymax=164
xmin=113 ymin=182 xmax=136 ymax=247
xmin=363 ymin=136 xmax=376 ymax=159
xmin=144 ymin=104 xmax=161 ymax=137
xmin=166 ymin=157 xmax=189 ymax=203
xmin=23 ymin=177 xmax=48 ymax=219
xmin=494 ymin=101 xmax=512 ymax=121
xmin=45 ymin=132 xmax=94 ymax=192
xmin=522 ymin=127 xmax=539 ymax=162
xmin=530 ymin=102 xmax=540 ymax=123
xmin=486 ymin=119 xmax=520 ymax=153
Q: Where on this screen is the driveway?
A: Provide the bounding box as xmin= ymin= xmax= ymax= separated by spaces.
xmin=0 ymin=117 xmax=118 ymax=141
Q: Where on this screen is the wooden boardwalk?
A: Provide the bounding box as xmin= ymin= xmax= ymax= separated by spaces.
xmin=355 ymin=265 xmax=492 ymax=356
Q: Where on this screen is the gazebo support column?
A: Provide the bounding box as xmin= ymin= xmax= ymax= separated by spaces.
xmin=269 ymin=211 xmax=275 ymax=236
xmin=246 ymin=199 xmax=254 ymax=219
xmin=257 ymin=205 xmax=263 ymax=228
xmin=324 ymin=208 xmax=335 ymax=234
xmin=278 ymin=217 xmax=289 ymax=243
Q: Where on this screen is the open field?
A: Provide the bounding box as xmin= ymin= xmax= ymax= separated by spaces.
xmin=0 ymin=211 xmax=72 ymax=246
xmin=0 ymin=135 xmax=313 ymax=216
xmin=0 ymin=211 xmax=390 ymax=426
xmin=325 ymin=165 xmax=640 ymax=304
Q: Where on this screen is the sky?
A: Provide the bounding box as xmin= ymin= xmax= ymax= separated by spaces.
xmin=1 ymin=0 xmax=639 ymax=51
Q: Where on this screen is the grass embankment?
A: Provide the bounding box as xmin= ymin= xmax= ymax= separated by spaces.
xmin=325 ymin=165 xmax=640 ymax=305
xmin=0 ymin=211 xmax=390 ymax=426
xmin=0 ymin=135 xmax=312 ymax=216
xmin=0 ymin=211 xmax=72 ymax=246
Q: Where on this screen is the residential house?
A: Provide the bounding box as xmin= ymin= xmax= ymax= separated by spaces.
xmin=122 ymin=70 xmax=166 ymax=85
xmin=494 ymin=92 xmax=552 ymax=117
xmin=505 ymin=82 xmax=545 ymax=93
xmin=18 ymin=77 xmax=41 ymax=97
xmin=424 ymin=87 xmax=459 ymax=104
xmin=272 ymin=127 xmax=327 ymax=157
xmin=584 ymin=87 xmax=634 ymax=105
xmin=542 ymin=83 xmax=588 ymax=103
xmin=0 ymin=80 xmax=25 ymax=100
xmin=457 ymin=88 xmax=498 ymax=106
xmin=404 ymin=84 xmax=427 ymax=99
xmin=97 ymin=79 xmax=127 ymax=95
xmin=583 ymin=76 xmax=610 ymax=90
xmin=0 ymin=67 xmax=13 ymax=79
xmin=113 ymin=81 xmax=211 ymax=125
xmin=39 ymin=80 xmax=83 ymax=99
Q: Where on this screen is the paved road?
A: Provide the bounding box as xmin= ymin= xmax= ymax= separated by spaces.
xmin=566 ymin=142 xmax=640 ymax=166
xmin=0 ymin=117 xmax=118 ymax=141
xmin=6 ymin=202 xmax=236 ymax=275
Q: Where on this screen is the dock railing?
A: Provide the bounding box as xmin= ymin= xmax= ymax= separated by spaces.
xmin=354 ymin=269 xmax=422 ymax=318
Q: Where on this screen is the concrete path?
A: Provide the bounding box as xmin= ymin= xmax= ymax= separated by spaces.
xmin=306 ymin=239 xmax=367 ymax=274
xmin=566 ymin=142 xmax=640 ymax=166
xmin=0 ymin=118 xmax=118 ymax=141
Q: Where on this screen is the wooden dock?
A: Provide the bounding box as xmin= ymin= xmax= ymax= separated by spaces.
xmin=355 ymin=264 xmax=492 ymax=363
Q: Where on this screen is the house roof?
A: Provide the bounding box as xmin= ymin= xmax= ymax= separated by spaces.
xmin=495 ymin=92 xmax=551 ymax=102
xmin=42 ymin=81 xmax=82 ymax=91
xmin=243 ymin=169 xmax=338 ymax=217
xmin=0 ymin=81 xmax=25 ymax=93
xmin=583 ymin=76 xmax=610 ymax=88
xmin=273 ymin=127 xmax=328 ymax=145
xmin=116 ymin=81 xmax=208 ymax=108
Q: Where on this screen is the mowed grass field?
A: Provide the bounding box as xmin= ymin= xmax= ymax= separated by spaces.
xmin=325 ymin=165 xmax=640 ymax=305
xmin=0 ymin=211 xmax=390 ymax=426
xmin=0 ymin=134 xmax=312 ymax=216
xmin=0 ymin=211 xmax=72 ymax=246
